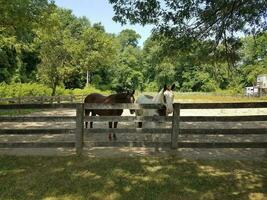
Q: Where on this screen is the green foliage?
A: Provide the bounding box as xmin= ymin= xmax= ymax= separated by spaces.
xmin=155 ymin=62 xmax=176 ymax=87
xmin=111 ymin=65 xmax=144 ymax=92
xmin=109 ymin=0 xmax=267 ymax=44
xmin=0 ymin=45 xmax=17 ymax=83
xmin=143 ymin=81 xmax=158 ymax=92
xmin=0 ymin=0 xmax=266 ymax=96
xmin=0 ymin=83 xmax=52 ymax=98
xmin=0 ymin=0 xmax=51 ymax=42
xmin=72 ymin=85 xmax=110 ymax=96
xmin=239 ymin=33 xmax=267 ymax=86
xmin=117 ymin=29 xmax=141 ymax=49
xmin=0 ymin=83 xmax=110 ymax=98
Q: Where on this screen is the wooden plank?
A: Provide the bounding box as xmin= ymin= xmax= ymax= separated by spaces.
xmin=86 ymin=141 xmax=171 ymax=148
xmin=1 ymin=101 xmax=267 ymax=109
xmin=75 ymin=103 xmax=84 ymax=155
xmin=180 ymin=115 xmax=267 ymax=122
xmin=0 ymin=142 xmax=75 ymax=148
xmin=181 ymin=128 xmax=267 ymax=135
xmin=0 ymin=129 xmax=74 ymax=135
xmin=180 ymin=102 xmax=267 ymax=109
xmin=177 ymin=142 xmax=267 ymax=148
xmin=171 ymin=103 xmax=180 ymax=149
xmin=85 ymin=116 xmax=172 ymax=122
xmin=84 ymin=128 xmax=172 ymax=134
xmin=0 ymin=95 xmax=83 ymax=104
xmin=84 ymin=103 xmax=164 ymax=110
xmin=0 ymin=103 xmax=77 ymax=109
xmin=0 ymin=116 xmax=76 ymax=122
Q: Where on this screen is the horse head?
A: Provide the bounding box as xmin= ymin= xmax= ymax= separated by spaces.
xmin=119 ymin=90 xmax=135 ymax=114
xmin=156 ymin=84 xmax=175 ymax=115
xmin=127 ymin=90 xmax=135 ymax=114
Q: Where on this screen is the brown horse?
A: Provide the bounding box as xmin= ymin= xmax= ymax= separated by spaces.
xmin=84 ymin=90 xmax=135 ymax=140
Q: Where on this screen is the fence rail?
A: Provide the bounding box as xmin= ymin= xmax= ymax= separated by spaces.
xmin=0 ymin=95 xmax=85 ymax=104
xmin=0 ymin=102 xmax=267 ymax=155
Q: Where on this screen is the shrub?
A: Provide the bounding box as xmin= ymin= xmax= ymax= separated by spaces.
xmin=143 ymin=82 xmax=158 ymax=92
xmin=0 ymin=83 xmax=51 ymax=98
xmin=72 ymin=85 xmax=110 ymax=96
xmin=0 ymin=83 xmax=110 ymax=98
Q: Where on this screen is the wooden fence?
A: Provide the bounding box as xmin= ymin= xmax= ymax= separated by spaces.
xmin=0 ymin=103 xmax=77 ymax=152
xmin=0 ymin=95 xmax=86 ymax=104
xmin=0 ymin=102 xmax=267 ymax=155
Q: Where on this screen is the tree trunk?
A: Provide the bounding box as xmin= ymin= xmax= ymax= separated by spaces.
xmin=51 ymin=82 xmax=57 ymax=96
xmin=86 ymin=70 xmax=91 ymax=87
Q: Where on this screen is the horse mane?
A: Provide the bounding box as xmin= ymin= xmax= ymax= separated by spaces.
xmin=152 ymin=89 xmax=164 ymax=103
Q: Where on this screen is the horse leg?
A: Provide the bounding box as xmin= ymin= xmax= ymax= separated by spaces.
xmin=108 ymin=122 xmax=112 ymax=141
xmin=113 ymin=122 xmax=118 ymax=140
xmin=90 ymin=111 xmax=95 ymax=128
xmin=85 ymin=109 xmax=90 ymax=129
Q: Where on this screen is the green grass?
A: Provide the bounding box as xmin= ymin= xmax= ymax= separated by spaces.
xmin=0 ymin=156 xmax=266 ymax=200
xmin=174 ymin=92 xmax=267 ymax=102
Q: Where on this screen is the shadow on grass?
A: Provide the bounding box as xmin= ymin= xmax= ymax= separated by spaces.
xmin=0 ymin=156 xmax=266 ymax=200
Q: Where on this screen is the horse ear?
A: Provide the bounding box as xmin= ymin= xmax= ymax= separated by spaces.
xmin=163 ymin=84 xmax=167 ymax=91
xmin=171 ymin=84 xmax=175 ymax=90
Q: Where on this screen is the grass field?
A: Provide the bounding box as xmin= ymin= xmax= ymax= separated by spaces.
xmin=173 ymin=92 xmax=267 ymax=103
xmin=0 ymin=156 xmax=266 ymax=200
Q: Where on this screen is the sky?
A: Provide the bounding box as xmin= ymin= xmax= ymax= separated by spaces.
xmin=54 ymin=0 xmax=154 ymax=46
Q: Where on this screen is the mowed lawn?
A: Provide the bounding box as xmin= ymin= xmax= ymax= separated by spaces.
xmin=0 ymin=156 xmax=266 ymax=200
xmin=173 ymin=92 xmax=267 ymax=103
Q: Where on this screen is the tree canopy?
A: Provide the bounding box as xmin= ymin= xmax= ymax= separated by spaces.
xmin=109 ymin=0 xmax=267 ymax=43
xmin=0 ymin=0 xmax=266 ymax=95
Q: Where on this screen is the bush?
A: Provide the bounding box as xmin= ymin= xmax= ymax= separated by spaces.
xmin=0 ymin=83 xmax=52 ymax=98
xmin=72 ymin=85 xmax=110 ymax=96
xmin=143 ymin=82 xmax=158 ymax=92
xmin=0 ymin=83 xmax=110 ymax=98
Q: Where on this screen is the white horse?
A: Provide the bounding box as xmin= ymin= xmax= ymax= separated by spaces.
xmin=136 ymin=84 xmax=175 ymax=128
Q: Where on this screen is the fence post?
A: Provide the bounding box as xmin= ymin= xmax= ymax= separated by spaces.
xmin=171 ymin=103 xmax=180 ymax=149
xmin=76 ymin=103 xmax=84 ymax=155
xmin=57 ymin=96 xmax=61 ymax=103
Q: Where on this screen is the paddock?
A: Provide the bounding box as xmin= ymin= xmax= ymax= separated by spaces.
xmin=0 ymin=100 xmax=267 ymax=158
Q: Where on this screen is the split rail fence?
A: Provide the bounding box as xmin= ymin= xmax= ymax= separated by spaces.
xmin=0 ymin=102 xmax=267 ymax=155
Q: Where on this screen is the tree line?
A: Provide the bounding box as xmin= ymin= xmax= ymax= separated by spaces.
xmin=0 ymin=0 xmax=266 ymax=95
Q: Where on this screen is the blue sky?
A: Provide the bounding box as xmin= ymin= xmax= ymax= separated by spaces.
xmin=54 ymin=0 xmax=154 ymax=46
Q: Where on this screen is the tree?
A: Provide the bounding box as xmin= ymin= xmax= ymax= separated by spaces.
xmin=117 ymin=29 xmax=141 ymax=50
xmin=35 ymin=8 xmax=74 ymax=95
xmin=0 ymin=0 xmax=52 ymax=83
xmin=0 ymin=40 xmax=17 ymax=83
xmin=240 ymin=32 xmax=267 ymax=86
xmin=0 ymin=0 xmax=51 ymax=42
xmin=110 ymin=30 xmax=144 ymax=91
xmin=78 ymin=27 xmax=117 ymax=86
xmin=109 ymin=0 xmax=266 ymax=44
